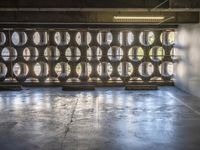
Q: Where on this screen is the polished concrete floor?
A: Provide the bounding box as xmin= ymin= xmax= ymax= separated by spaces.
xmin=0 ymin=87 xmax=200 ymax=150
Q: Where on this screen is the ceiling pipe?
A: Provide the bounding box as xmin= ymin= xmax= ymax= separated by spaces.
xmin=0 ymin=8 xmax=199 ymax=12
xmin=151 ymin=0 xmax=169 ymax=11
xmin=157 ymin=16 xmax=175 ymax=25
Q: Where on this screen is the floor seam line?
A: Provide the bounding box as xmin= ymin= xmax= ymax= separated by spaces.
xmin=60 ymin=98 xmax=79 ymax=150
xmin=167 ymin=92 xmax=200 ymax=116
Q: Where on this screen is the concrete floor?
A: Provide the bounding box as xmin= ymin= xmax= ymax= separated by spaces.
xmin=0 ymin=87 xmax=200 ymax=150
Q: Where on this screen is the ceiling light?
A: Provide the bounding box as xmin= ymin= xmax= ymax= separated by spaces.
xmin=113 ymin=16 xmax=165 ymax=22
xmin=114 ymin=16 xmax=165 ymax=20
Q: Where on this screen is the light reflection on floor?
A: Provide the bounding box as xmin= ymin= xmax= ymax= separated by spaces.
xmin=0 ymin=87 xmax=200 ymax=150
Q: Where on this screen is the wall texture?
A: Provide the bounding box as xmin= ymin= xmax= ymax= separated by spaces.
xmin=174 ymin=24 xmax=200 ymax=97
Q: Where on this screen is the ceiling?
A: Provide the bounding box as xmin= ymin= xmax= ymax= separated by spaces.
xmin=0 ymin=0 xmax=200 ymax=28
xmin=0 ymin=0 xmax=200 ymax=8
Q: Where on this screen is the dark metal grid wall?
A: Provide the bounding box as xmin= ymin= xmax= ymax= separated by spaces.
xmin=0 ymin=29 xmax=175 ymax=86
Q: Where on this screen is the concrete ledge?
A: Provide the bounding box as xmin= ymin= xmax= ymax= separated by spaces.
xmin=0 ymin=85 xmax=23 ymax=91
xmin=62 ymin=85 xmax=95 ymax=91
xmin=125 ymin=85 xmax=158 ymax=90
xmin=0 ymin=81 xmax=174 ymax=87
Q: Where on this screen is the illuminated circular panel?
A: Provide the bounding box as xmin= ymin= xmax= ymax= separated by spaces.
xmin=23 ymin=47 xmax=39 ymax=61
xmin=0 ymin=32 xmax=6 ymax=46
xmin=119 ymin=31 xmax=134 ymax=46
xmin=13 ymin=62 xmax=29 ymax=77
xmin=44 ymin=46 xmax=60 ymax=61
xmin=33 ymin=32 xmax=48 ymax=45
xmin=76 ymin=63 xmax=92 ymax=77
xmin=87 ymin=46 xmax=102 ymax=61
xmin=54 ymin=32 xmax=70 ymax=45
xmin=139 ymin=31 xmax=155 ymax=46
xmin=149 ymin=46 xmax=165 ymax=62
xmin=0 ymin=63 xmax=7 ymax=79
xmin=76 ymin=32 xmax=91 ymax=45
xmin=170 ymin=48 xmax=178 ymax=61
xmin=55 ymin=62 xmax=71 ymax=77
xmin=139 ymin=62 xmax=154 ymax=77
xmin=65 ymin=47 xmax=81 ymax=61
xmin=33 ymin=32 xmax=40 ymax=45
xmin=12 ymin=32 xmax=28 ymax=46
xmin=128 ymin=46 xmax=144 ymax=62
xmin=107 ymin=46 xmax=123 ymax=61
xmin=97 ymin=31 xmax=113 ymax=45
xmin=97 ymin=62 xmax=113 ymax=76
xmin=34 ymin=62 xmax=49 ymax=77
xmin=118 ymin=62 xmax=133 ymax=77
xmin=160 ymin=31 xmax=175 ymax=46
xmin=159 ymin=61 xmax=173 ymax=77
xmin=1 ymin=47 xmax=17 ymax=61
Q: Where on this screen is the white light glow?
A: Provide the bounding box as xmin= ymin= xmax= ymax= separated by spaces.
xmin=113 ymin=16 xmax=165 ymax=20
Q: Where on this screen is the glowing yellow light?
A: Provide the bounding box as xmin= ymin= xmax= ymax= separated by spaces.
xmin=113 ymin=16 xmax=165 ymax=20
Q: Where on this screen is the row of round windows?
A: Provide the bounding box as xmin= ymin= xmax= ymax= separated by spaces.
xmin=0 ymin=61 xmax=173 ymax=79
xmin=0 ymin=46 xmax=176 ymax=62
xmin=0 ymin=31 xmax=175 ymax=47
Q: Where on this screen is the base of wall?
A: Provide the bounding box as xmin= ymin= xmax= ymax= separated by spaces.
xmin=125 ymin=85 xmax=158 ymax=90
xmin=0 ymin=84 xmax=22 ymax=91
xmin=0 ymin=81 xmax=174 ymax=87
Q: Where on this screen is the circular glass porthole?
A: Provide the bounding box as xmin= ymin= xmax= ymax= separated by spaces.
xmin=139 ymin=62 xmax=154 ymax=77
xmin=118 ymin=62 xmax=133 ymax=77
xmin=76 ymin=62 xmax=92 ymax=77
xmin=1 ymin=47 xmax=17 ymax=62
xmin=44 ymin=46 xmax=60 ymax=61
xmin=54 ymin=32 xmax=70 ymax=45
xmin=119 ymin=31 xmax=134 ymax=46
xmin=149 ymin=46 xmax=165 ymax=62
xmin=97 ymin=62 xmax=113 ymax=76
xmin=0 ymin=32 xmax=6 ymax=46
xmin=159 ymin=61 xmax=173 ymax=77
xmin=12 ymin=32 xmax=28 ymax=46
xmin=160 ymin=31 xmax=175 ymax=46
xmin=65 ymin=47 xmax=81 ymax=61
xmin=107 ymin=46 xmax=123 ymax=61
xmin=97 ymin=31 xmax=113 ymax=45
xmin=23 ymin=47 xmax=39 ymax=61
xmin=0 ymin=63 xmax=7 ymax=79
xmin=139 ymin=31 xmax=155 ymax=46
xmin=33 ymin=32 xmax=48 ymax=45
xmin=13 ymin=62 xmax=29 ymax=77
xmin=128 ymin=46 xmax=144 ymax=62
xmin=87 ymin=46 xmax=102 ymax=61
xmin=76 ymin=31 xmax=91 ymax=45
xmin=55 ymin=62 xmax=71 ymax=77
xmin=34 ymin=62 xmax=49 ymax=77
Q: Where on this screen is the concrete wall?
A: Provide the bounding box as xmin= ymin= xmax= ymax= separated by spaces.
xmin=174 ymin=24 xmax=200 ymax=97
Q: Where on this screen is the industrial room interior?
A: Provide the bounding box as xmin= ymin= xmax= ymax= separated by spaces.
xmin=1 ymin=0 xmax=200 ymax=150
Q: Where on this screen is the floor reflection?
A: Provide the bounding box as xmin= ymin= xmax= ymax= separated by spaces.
xmin=0 ymin=87 xmax=200 ymax=150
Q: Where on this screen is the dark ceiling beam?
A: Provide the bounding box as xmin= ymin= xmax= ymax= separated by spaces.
xmin=1 ymin=8 xmax=200 ymax=12
xmin=0 ymin=11 xmax=198 ymax=25
xmin=0 ymin=0 xmax=200 ymax=8
xmin=170 ymin=0 xmax=200 ymax=8
xmin=0 ymin=23 xmax=178 ymax=29
xmin=0 ymin=0 xmax=170 ymax=8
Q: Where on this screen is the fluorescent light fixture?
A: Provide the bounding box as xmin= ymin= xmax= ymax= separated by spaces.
xmin=113 ymin=16 xmax=165 ymax=20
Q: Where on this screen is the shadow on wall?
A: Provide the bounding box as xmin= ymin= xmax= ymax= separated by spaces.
xmin=174 ymin=24 xmax=200 ymax=98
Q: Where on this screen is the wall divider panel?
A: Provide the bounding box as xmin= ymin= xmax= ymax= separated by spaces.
xmin=0 ymin=28 xmax=176 ymax=86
